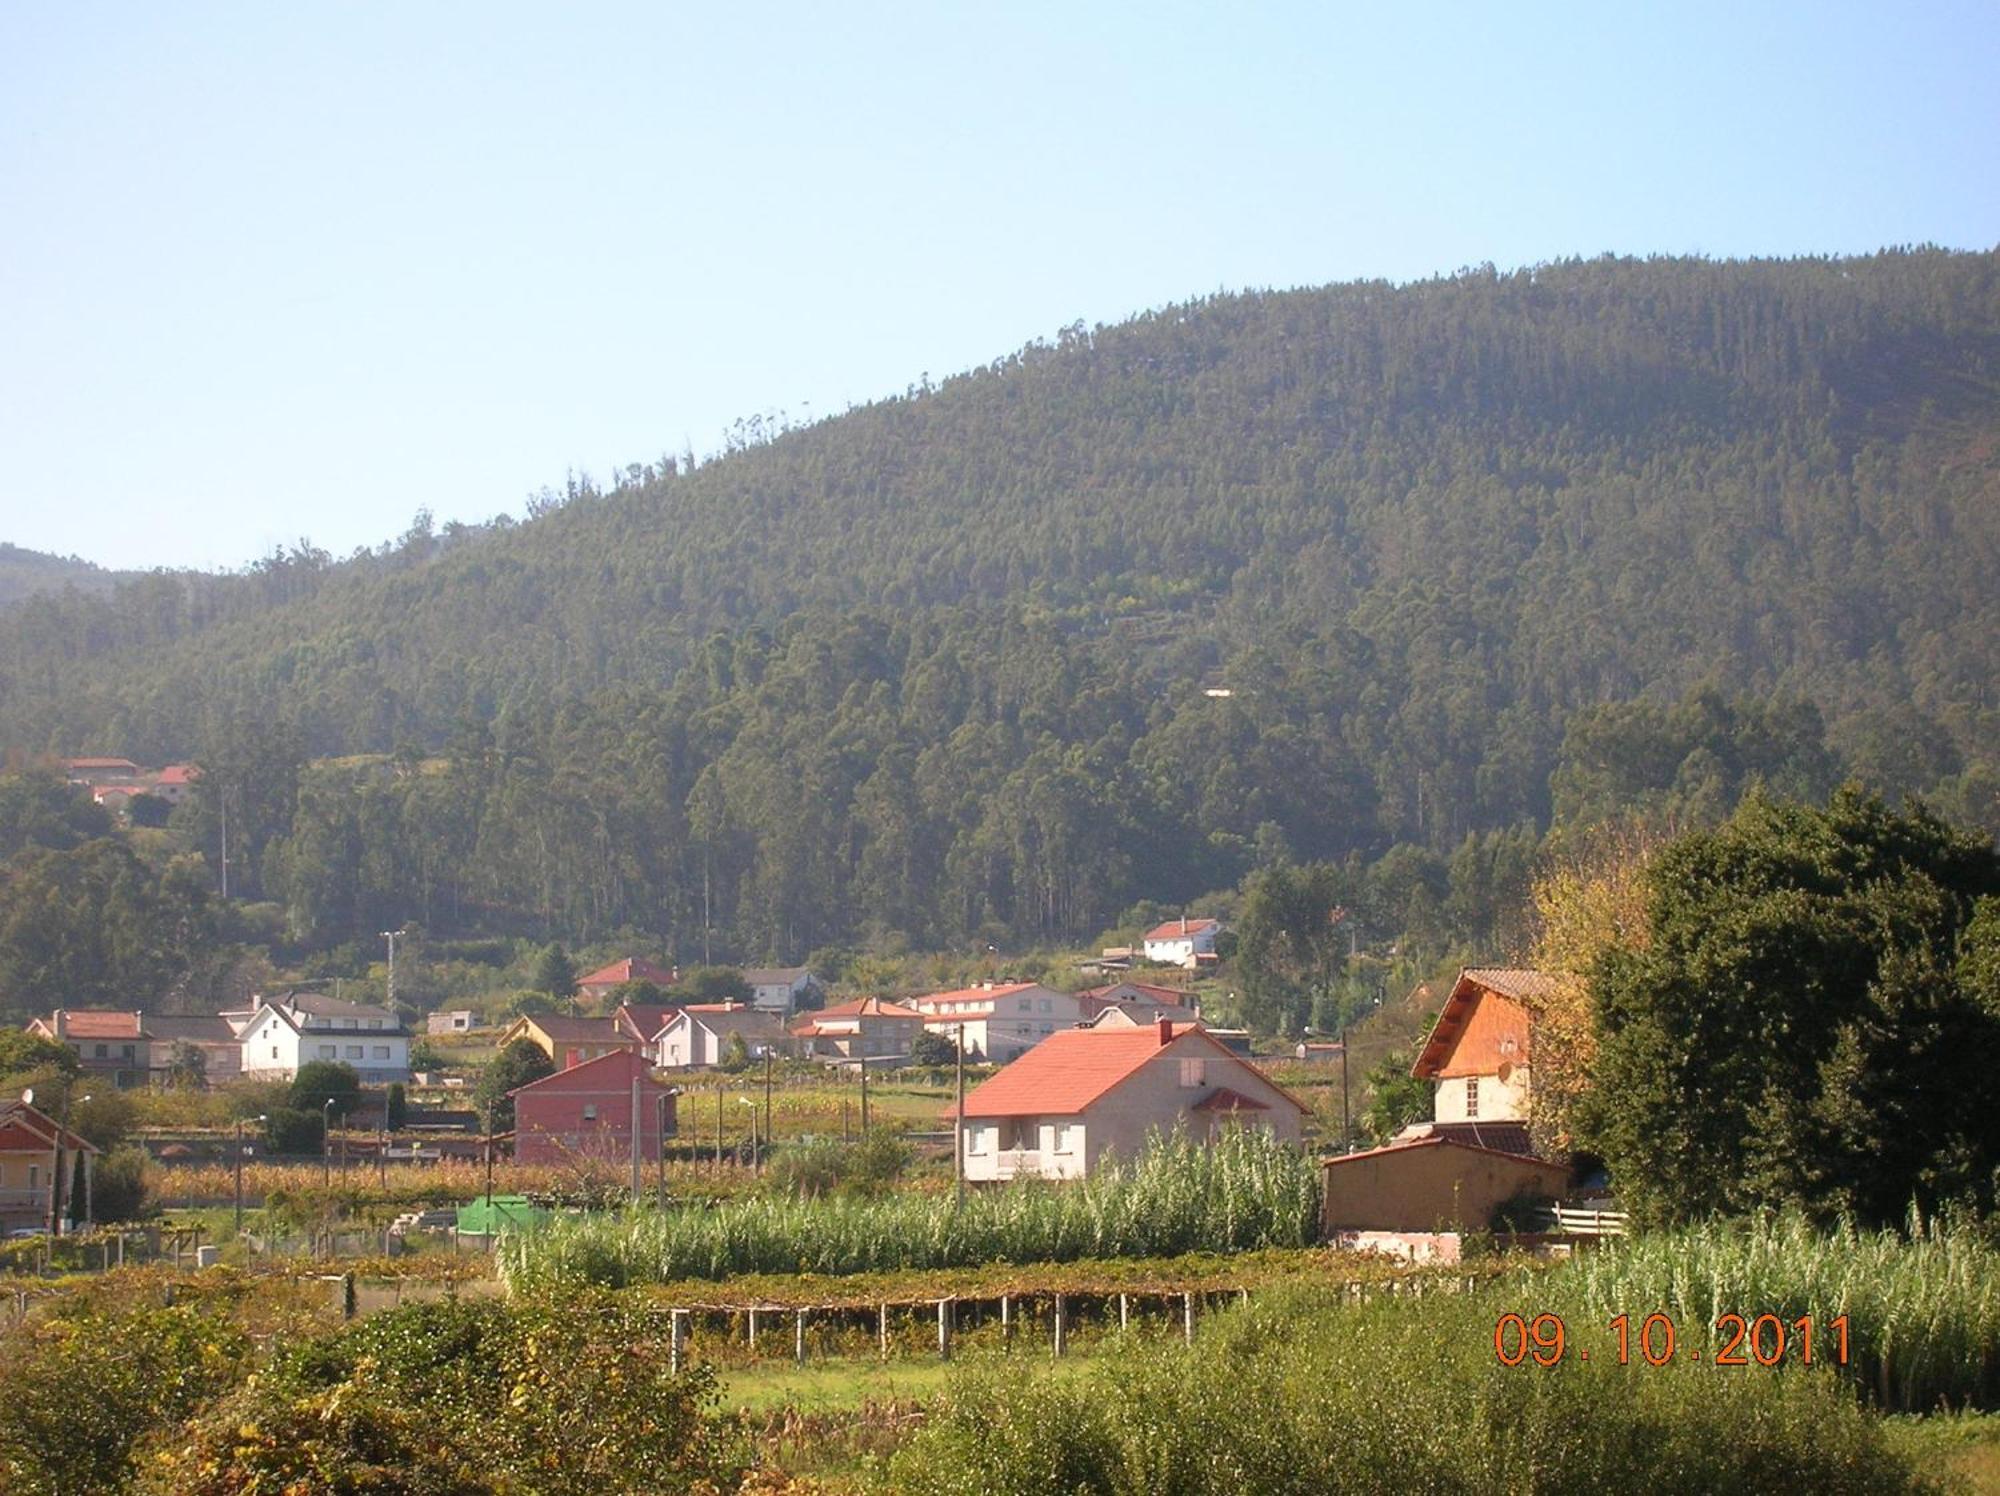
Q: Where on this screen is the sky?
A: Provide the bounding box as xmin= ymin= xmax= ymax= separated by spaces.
xmin=2 ymin=1 xmax=1996 ymax=573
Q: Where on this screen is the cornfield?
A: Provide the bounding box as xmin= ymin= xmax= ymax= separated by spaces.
xmin=502 ymin=1128 xmax=1321 ymax=1288
xmin=1558 ymin=1213 xmax=2000 ymax=1413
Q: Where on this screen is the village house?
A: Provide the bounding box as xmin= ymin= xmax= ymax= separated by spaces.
xmin=497 ymin=1013 xmax=632 ymax=1070
xmin=141 ymin=1013 xmax=242 ymax=1085
xmin=237 ymin=992 xmax=411 ymax=1084
xmin=61 ymin=756 xmax=144 ymax=787
xmin=791 ymin=997 xmax=928 ymax=1063
xmin=741 ymin=966 xmax=817 ymax=1015
xmin=0 ymin=1099 xmax=98 ymax=1234
xmin=1402 ymin=967 xmax=1552 ymax=1154
xmin=1320 ymin=1134 xmax=1571 ymax=1236
xmin=1079 ymin=980 xmax=1202 ymax=1029
xmin=574 ymin=957 xmax=678 ymax=1008
xmin=509 ymin=1049 xmax=675 ymax=1167
xmin=150 ymin=763 xmax=200 ymax=805
xmin=654 ymin=1003 xmax=791 ymax=1069
xmin=427 ymin=1009 xmax=478 ymax=1036
xmin=1142 ymin=917 xmax=1223 ymax=969
xmin=951 ymin=1021 xmax=1308 ymax=1182
xmin=28 ymin=1010 xmax=149 ymax=1089
xmin=908 ymin=982 xmax=1087 ymax=1063
xmin=613 ymin=1001 xmax=680 ymax=1048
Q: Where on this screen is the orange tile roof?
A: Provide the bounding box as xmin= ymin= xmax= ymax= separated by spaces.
xmin=1413 ymin=968 xmax=1551 ymax=1078
xmin=914 ymin=983 xmax=1037 ymax=1007
xmin=48 ymin=1010 xmax=144 ymax=1040
xmin=1145 ymin=918 xmax=1219 ymax=941
xmin=577 ymin=957 xmax=677 ymax=988
xmin=953 ymin=1024 xmax=1212 ymax=1117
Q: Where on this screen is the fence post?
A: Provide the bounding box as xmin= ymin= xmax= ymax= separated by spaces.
xmin=670 ymin=1309 xmax=686 ymax=1373
xmin=1118 ymin=1293 xmax=1128 ymax=1332
xmin=1182 ymin=1291 xmax=1194 ymax=1344
xmin=1000 ymin=1293 xmax=1011 ymax=1351
xmin=879 ymin=1302 xmax=890 ymax=1361
xmin=1053 ymin=1294 xmax=1066 ymax=1358
xmin=795 ymin=1309 xmax=807 ymax=1364
xmin=748 ymin=1308 xmax=758 ymax=1353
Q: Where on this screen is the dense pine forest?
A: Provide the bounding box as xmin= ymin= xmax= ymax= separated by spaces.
xmin=1 ymin=249 xmax=1996 ymax=972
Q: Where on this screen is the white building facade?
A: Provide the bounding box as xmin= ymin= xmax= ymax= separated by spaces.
xmin=237 ymin=994 xmax=411 ymax=1084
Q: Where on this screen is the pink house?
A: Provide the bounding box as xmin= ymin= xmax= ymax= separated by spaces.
xmin=509 ymin=1049 xmax=676 ymax=1167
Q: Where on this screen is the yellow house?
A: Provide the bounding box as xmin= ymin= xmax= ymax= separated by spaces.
xmin=497 ymin=1014 xmax=633 ymax=1070
xmin=0 ymin=1099 xmax=98 ymax=1234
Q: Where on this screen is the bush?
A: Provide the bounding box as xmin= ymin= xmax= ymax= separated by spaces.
xmin=263 ymin=1107 xmax=324 ymax=1156
xmin=92 ymin=1144 xmax=152 ymax=1221
xmin=887 ymin=1288 xmax=1930 ymax=1494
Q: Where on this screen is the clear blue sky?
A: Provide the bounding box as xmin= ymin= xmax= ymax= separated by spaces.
xmin=3 ymin=1 xmax=1996 ymax=572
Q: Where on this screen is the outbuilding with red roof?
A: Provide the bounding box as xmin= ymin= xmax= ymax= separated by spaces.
xmin=949 ymin=1021 xmax=1307 ymax=1181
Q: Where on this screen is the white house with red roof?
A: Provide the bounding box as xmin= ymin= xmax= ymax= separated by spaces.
xmin=951 ymin=1021 xmax=1307 ymax=1181
xmin=908 ymin=982 xmax=1087 ymax=1063
xmin=1142 ymin=917 xmax=1222 ymax=969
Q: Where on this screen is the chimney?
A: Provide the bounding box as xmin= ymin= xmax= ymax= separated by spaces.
xmin=1158 ymin=1016 xmax=1173 ymax=1047
xmin=52 ymin=1009 xmax=65 ymax=1040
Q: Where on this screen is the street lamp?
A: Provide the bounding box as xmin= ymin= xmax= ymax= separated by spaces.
xmin=380 ymin=927 xmax=407 ymax=1011
xmin=33 ymin=1087 xmax=91 ymax=1239
xmin=234 ymin=1114 xmax=267 ymax=1236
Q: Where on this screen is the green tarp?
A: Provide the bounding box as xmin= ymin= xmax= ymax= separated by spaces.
xmin=455 ymin=1194 xmax=550 ymax=1237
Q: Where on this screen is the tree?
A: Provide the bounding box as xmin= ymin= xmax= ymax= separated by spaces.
xmin=165 ymin=1040 xmax=207 ymax=1090
xmin=670 ymin=967 xmax=751 ymax=1004
xmin=1360 ymin=1048 xmax=1433 ymax=1144
xmin=908 ymin=1029 xmax=959 ymax=1067
xmin=0 ymin=1032 xmax=78 ymax=1082
xmin=264 ymin=1108 xmax=324 ymax=1155
xmin=290 ymin=1061 xmax=362 ymax=1121
xmin=1235 ymin=862 xmax=1354 ymax=1034
xmin=1579 ymin=790 xmax=2000 ymax=1226
xmin=384 ymin=1082 xmax=407 ymax=1132
xmin=475 ymin=1040 xmax=555 ymax=1132
xmin=532 ymin=944 xmax=577 ymax=1002
xmin=718 ymin=1031 xmax=751 ymax=1074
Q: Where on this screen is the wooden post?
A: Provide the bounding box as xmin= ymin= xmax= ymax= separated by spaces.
xmin=794 ymin=1309 xmax=807 ymax=1364
xmin=1001 ymin=1293 xmax=1011 ymax=1351
xmin=1118 ymin=1293 xmax=1129 ymax=1332
xmin=1052 ymin=1294 xmax=1066 ymax=1358
xmin=748 ymin=1308 xmax=758 ymax=1352
xmin=1182 ymin=1291 xmax=1194 ymax=1344
xmin=937 ymin=1298 xmax=951 ymax=1361
xmin=879 ymin=1302 xmax=890 ymax=1360
xmin=670 ymin=1309 xmax=686 ymax=1373
xmin=1239 ymin=1287 xmax=1251 ymax=1308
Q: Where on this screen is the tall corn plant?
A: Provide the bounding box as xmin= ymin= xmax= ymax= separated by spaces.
xmin=502 ymin=1126 xmax=1321 ymax=1291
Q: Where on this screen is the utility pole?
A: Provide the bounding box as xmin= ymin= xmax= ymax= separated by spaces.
xmin=1339 ymin=1022 xmax=1351 ymax=1151
xmin=219 ymin=793 xmax=230 ymax=900
xmin=762 ymin=1047 xmax=773 ymax=1165
xmin=859 ymin=1057 xmax=870 ymax=1137
xmin=629 ymin=1076 xmax=643 ymax=1202
xmin=380 ymin=928 xmax=403 ymax=1011
xmin=322 ymin=1099 xmax=335 ymax=1188
xmin=656 ymin=1093 xmax=671 ymax=1209
xmin=954 ymin=1023 xmax=966 ymax=1206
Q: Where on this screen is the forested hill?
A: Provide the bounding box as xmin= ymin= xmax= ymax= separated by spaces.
xmin=1 ymin=249 xmax=1996 ymax=959
xmin=0 ymin=544 xmax=130 ymax=610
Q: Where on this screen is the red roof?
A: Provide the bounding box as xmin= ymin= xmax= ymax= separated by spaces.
xmin=614 ymin=1003 xmax=680 ymax=1041
xmin=914 ymin=982 xmax=1038 ymax=1008
xmin=155 ymin=764 xmax=200 ymax=785
xmin=955 ymin=1025 xmax=1240 ymax=1118
xmin=577 ymin=957 xmax=678 ymax=989
xmin=791 ymin=997 xmax=926 ymax=1035
xmin=41 ymin=1010 xmax=144 ymax=1040
xmin=508 ymin=1046 xmax=668 ymax=1098
xmin=63 ymin=757 xmax=140 ymax=772
xmin=1413 ymin=968 xmax=1551 ymax=1079
xmin=1144 ymin=918 xmax=1219 ymax=942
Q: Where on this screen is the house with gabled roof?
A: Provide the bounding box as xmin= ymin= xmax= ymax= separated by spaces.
xmin=575 ymin=957 xmax=678 ymax=1007
xmin=238 ymin=992 xmax=411 ymax=1084
xmin=949 ymin=1020 xmax=1308 ymax=1181
xmin=654 ymin=1003 xmax=791 ymax=1069
xmin=741 ymin=966 xmax=817 ymax=1015
xmin=908 ymin=982 xmax=1086 ymax=1063
xmin=497 ymin=1013 xmax=633 ymax=1070
xmin=1142 ymin=917 xmax=1222 ymax=968
xmin=791 ymin=997 xmax=927 ymax=1062
xmin=1408 ymin=967 xmax=1552 ymax=1138
xmin=0 ymin=1098 xmax=99 ymax=1233
xmin=509 ymin=1049 xmax=676 ymax=1167
xmin=1079 ymin=980 xmax=1202 ymax=1029
xmin=613 ymin=1002 xmax=680 ymax=1048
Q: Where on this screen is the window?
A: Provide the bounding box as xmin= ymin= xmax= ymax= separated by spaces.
xmin=583 ymin=1105 xmax=598 ymax=1122
xmin=373 ymin=1045 xmax=390 ymax=1059
xmin=95 ymin=1044 xmax=108 ymax=1058
xmin=29 ymin=1165 xmax=39 ymax=1188
xmin=270 ymin=1045 xmax=279 ymax=1059
xmin=1039 ymin=999 xmax=1052 ymax=1013
xmin=1053 ymin=1122 xmax=1082 ymax=1154
xmin=1179 ymin=1058 xmax=1205 ymax=1088
xmin=318 ymin=1045 xmax=336 ymax=1059
xmin=1465 ymin=1078 xmax=1480 ymax=1118
xmin=965 ymin=1124 xmax=990 ymax=1156
xmin=1018 ymin=999 xmax=1032 ymax=1012
xmin=367 ymin=1020 xmax=381 ymax=1030
xmin=123 ymin=1044 xmax=135 ymax=1059
xmin=345 ymin=1045 xmax=363 ymax=1059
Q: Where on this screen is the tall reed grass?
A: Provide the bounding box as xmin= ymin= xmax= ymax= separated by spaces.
xmin=502 ymin=1128 xmax=1320 ymax=1288
xmin=1556 ymin=1213 xmax=2000 ymax=1413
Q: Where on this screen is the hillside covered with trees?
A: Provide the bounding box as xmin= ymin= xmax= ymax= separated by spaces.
xmin=0 ymin=249 xmax=1996 ymax=970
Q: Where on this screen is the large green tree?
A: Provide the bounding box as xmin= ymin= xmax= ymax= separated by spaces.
xmin=475 ymin=1039 xmax=556 ymax=1132
xmin=1580 ymin=790 xmax=2000 ymax=1226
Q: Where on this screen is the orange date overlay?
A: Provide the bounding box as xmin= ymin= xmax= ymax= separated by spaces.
xmin=1493 ymin=1312 xmax=1850 ymax=1368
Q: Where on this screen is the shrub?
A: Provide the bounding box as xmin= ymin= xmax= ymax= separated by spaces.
xmin=92 ymin=1143 xmax=153 ymax=1220
xmin=264 ymin=1106 xmax=324 ymax=1155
